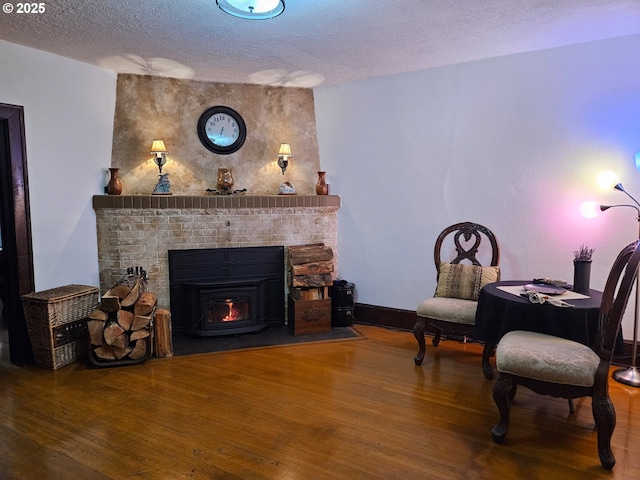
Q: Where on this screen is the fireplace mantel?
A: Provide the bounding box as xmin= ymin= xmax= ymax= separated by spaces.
xmin=92 ymin=195 xmax=341 ymax=312
xmin=93 ymin=194 xmax=341 ymax=210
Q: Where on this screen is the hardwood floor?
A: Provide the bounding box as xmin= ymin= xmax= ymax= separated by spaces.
xmin=1 ymin=324 xmax=639 ymax=479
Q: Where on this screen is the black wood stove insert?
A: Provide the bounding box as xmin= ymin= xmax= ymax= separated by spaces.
xmin=168 ymin=246 xmax=285 ymax=336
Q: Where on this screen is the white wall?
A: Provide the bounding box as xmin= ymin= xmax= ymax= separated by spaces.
xmin=0 ymin=40 xmax=117 ymax=290
xmin=314 ymin=34 xmax=640 ymax=339
xmin=3 ymin=34 xmax=640 ymax=338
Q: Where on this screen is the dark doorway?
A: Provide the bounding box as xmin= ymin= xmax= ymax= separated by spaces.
xmin=0 ymin=103 xmax=35 ymax=366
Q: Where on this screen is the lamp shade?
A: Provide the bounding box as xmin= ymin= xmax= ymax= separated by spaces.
xmin=150 ymin=139 xmax=167 ymax=153
xmin=216 ymin=0 xmax=285 ymax=20
xmin=597 ymin=170 xmax=620 ymax=190
xmin=278 ymin=143 xmax=292 ymax=156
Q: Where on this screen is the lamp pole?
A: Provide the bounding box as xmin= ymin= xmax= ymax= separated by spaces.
xmin=601 ymin=186 xmax=640 ymax=386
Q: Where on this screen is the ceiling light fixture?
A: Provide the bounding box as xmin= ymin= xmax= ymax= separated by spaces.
xmin=216 ymin=0 xmax=285 ymax=20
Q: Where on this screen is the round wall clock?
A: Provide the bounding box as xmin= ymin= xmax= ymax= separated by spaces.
xmin=197 ymin=106 xmax=247 ymax=154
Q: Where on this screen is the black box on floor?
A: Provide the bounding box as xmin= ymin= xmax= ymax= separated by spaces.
xmin=329 ymin=280 xmax=355 ymax=327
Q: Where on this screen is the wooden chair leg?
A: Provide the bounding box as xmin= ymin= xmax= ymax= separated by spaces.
xmin=508 ymin=383 xmax=517 ymax=402
xmin=568 ymin=399 xmax=575 ymax=414
xmin=491 ymin=374 xmax=513 ymax=444
xmin=431 ymin=325 xmax=442 ymax=347
xmin=592 ymin=394 xmax=616 ymax=470
xmin=413 ymin=317 xmax=426 ymax=365
xmin=482 ymin=343 xmax=495 ymax=380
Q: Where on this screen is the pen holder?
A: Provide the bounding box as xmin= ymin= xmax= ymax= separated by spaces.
xmin=573 ymin=260 xmax=591 ymax=294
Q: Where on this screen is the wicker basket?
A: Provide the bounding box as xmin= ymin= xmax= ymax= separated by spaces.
xmin=22 ymin=284 xmax=99 ymax=369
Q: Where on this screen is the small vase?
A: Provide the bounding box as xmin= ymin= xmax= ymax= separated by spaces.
xmin=217 ymin=168 xmax=234 ymax=192
xmin=573 ymin=260 xmax=592 ymax=294
xmin=316 ymin=171 xmax=328 ymax=195
xmin=107 ymin=168 xmax=122 ymax=195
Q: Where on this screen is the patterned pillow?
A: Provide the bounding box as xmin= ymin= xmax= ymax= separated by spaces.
xmin=435 ymin=262 xmax=500 ymax=301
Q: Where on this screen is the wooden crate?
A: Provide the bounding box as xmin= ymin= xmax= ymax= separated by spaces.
xmin=22 ymin=284 xmax=99 ymax=369
xmin=288 ymin=295 xmax=331 ymax=335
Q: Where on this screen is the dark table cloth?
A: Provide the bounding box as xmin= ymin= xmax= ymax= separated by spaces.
xmin=475 ymin=280 xmax=603 ymax=347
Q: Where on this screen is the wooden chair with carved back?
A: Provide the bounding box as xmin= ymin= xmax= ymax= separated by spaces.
xmin=414 ymin=222 xmax=500 ymax=366
xmin=491 ymin=240 xmax=640 ymax=470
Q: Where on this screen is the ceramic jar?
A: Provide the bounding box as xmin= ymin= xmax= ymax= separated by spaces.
xmin=316 ymin=171 xmax=328 ymax=195
xmin=217 ymin=168 xmax=234 ymax=191
xmin=107 ymin=167 xmax=122 ymax=195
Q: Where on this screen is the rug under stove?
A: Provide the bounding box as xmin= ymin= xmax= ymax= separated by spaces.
xmin=172 ymin=325 xmax=363 ymax=356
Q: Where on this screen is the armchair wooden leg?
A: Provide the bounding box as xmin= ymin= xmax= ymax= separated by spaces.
xmin=592 ymin=394 xmax=616 ymax=470
xmin=431 ymin=326 xmax=442 ymax=347
xmin=482 ymin=343 xmax=495 ymax=380
xmin=413 ymin=317 xmax=426 ymax=366
xmin=491 ymin=374 xmax=513 ymax=444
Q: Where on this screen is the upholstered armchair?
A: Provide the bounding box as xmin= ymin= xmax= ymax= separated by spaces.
xmin=414 ymin=222 xmax=500 ymax=366
xmin=491 ymin=240 xmax=640 ymax=470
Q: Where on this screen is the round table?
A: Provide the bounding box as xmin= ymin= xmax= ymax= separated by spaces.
xmin=474 ymin=280 xmax=603 ymax=379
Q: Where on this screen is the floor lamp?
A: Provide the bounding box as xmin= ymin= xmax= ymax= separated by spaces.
xmin=601 ymin=182 xmax=640 ymax=387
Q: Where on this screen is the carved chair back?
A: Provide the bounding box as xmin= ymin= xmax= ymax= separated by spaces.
xmin=434 ymin=222 xmax=500 ymax=272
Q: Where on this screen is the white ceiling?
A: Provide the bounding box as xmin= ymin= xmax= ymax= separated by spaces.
xmin=1 ymin=0 xmax=639 ymax=88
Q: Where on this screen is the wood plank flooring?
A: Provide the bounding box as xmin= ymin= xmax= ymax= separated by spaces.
xmin=1 ymin=325 xmax=639 ymax=479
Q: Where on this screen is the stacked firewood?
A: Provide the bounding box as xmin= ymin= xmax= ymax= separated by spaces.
xmin=289 ymin=243 xmax=333 ymax=300
xmin=289 ymin=243 xmax=334 ymax=288
xmin=88 ymin=276 xmax=157 ymax=363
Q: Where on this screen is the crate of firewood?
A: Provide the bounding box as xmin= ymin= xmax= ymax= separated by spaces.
xmin=87 ymin=276 xmax=158 ymax=367
xmin=22 ymin=284 xmax=99 ymax=369
xmin=287 ymin=244 xmax=334 ymax=335
xmin=288 ymin=286 xmax=331 ymax=335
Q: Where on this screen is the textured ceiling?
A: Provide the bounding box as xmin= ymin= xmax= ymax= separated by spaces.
xmin=1 ymin=0 xmax=639 ymax=87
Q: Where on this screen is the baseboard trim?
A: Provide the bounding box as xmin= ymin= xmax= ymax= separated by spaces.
xmin=353 ymin=303 xmax=415 ymax=331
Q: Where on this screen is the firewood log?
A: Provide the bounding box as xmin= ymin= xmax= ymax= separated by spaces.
xmin=117 ymin=310 xmax=134 ymax=331
xmin=87 ymin=319 xmax=105 ymax=345
xmin=113 ymin=346 xmax=133 ymax=360
xmin=134 ymin=292 xmax=157 ymax=316
xmin=129 ymin=339 xmax=148 ymax=360
xmin=154 ymin=309 xmax=173 ymax=358
xmin=88 ymin=309 xmax=108 ymax=321
xmin=100 ymin=293 xmax=120 ymax=312
xmin=103 ymin=322 xmax=125 ymax=346
xmin=131 ymin=314 xmax=152 ymax=331
xmin=290 ymin=260 xmax=334 ymax=276
xmin=111 ymin=332 xmax=129 ymax=350
xmin=130 ymin=329 xmax=150 ymax=341
xmin=120 ymin=278 xmax=142 ymax=308
xmin=299 ymin=288 xmax=323 ymax=300
xmin=291 ymin=273 xmax=333 ymax=287
xmin=288 ymin=245 xmax=333 ymax=264
xmin=93 ymin=345 xmax=117 ymax=360
xmin=110 ymin=284 xmax=132 ymax=300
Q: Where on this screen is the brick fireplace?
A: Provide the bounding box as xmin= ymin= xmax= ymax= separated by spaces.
xmin=92 ymin=195 xmax=340 ymax=322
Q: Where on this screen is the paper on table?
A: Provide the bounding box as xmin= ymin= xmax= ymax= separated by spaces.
xmin=497 ymin=285 xmax=590 ymax=301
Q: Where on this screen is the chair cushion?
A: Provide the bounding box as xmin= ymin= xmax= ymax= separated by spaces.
xmin=435 ymin=263 xmax=500 ymax=301
xmin=496 ymin=330 xmax=600 ymax=387
xmin=416 ymin=297 xmax=477 ymax=325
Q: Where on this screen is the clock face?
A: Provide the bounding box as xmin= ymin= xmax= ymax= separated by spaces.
xmin=197 ymin=106 xmax=247 ymax=154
